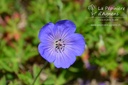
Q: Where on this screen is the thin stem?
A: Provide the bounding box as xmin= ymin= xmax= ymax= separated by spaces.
xmin=32 ymin=61 xmax=48 ymax=85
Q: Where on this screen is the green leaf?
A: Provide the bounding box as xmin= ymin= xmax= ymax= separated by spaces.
xmin=69 ymin=67 xmax=79 ymax=72
xmin=43 ymin=77 xmax=55 ymax=85
xmin=0 ymin=76 xmax=6 ymax=85
xmin=56 ymin=71 xmax=66 ymax=85
xmin=123 ymin=62 xmax=128 ymax=73
xmin=32 ymin=64 xmax=41 ymax=85
xmin=18 ymin=72 xmax=32 ymax=85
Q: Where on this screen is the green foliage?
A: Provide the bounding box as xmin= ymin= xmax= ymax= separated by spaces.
xmin=0 ymin=76 xmax=6 ymax=85
xmin=0 ymin=0 xmax=14 ymax=14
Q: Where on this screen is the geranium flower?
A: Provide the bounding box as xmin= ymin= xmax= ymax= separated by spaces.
xmin=38 ymin=20 xmax=85 ymax=68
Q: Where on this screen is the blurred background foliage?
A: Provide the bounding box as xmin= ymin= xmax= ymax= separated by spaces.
xmin=0 ymin=0 xmax=128 ymax=85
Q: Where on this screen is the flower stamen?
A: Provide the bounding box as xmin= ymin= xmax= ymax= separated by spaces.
xmin=55 ymin=39 xmax=65 ymax=53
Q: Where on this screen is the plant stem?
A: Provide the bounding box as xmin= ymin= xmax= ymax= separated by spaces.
xmin=32 ymin=61 xmax=48 ymax=85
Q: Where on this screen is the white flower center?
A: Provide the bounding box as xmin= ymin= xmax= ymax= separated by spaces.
xmin=55 ymin=39 xmax=65 ymax=53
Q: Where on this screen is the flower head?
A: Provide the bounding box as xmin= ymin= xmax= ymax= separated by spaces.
xmin=38 ymin=20 xmax=85 ymax=68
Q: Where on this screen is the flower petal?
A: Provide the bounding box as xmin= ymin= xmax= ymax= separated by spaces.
xmin=55 ymin=20 xmax=76 ymax=39
xmin=38 ymin=43 xmax=56 ymax=63
xmin=54 ymin=52 xmax=76 ymax=68
xmin=38 ymin=22 xmax=55 ymax=42
xmin=64 ymin=33 xmax=85 ymax=56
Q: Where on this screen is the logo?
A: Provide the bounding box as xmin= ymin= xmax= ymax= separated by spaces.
xmin=88 ymin=4 xmax=97 ymax=17
xmin=87 ymin=4 xmax=126 ymax=18
xmin=87 ymin=4 xmax=127 ymax=26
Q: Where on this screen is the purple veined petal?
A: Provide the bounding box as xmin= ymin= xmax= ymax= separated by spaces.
xmin=38 ymin=20 xmax=85 ymax=69
xmin=54 ymin=20 xmax=76 ymax=39
xmin=38 ymin=43 xmax=56 ymax=63
xmin=64 ymin=33 xmax=85 ymax=56
xmin=38 ymin=22 xmax=55 ymax=42
xmin=53 ymin=54 xmax=62 ymax=68
xmin=54 ymin=52 xmax=76 ymax=68
xmin=63 ymin=48 xmax=77 ymax=65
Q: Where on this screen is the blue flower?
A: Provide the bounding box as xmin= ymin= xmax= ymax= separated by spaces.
xmin=38 ymin=20 xmax=85 ymax=68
